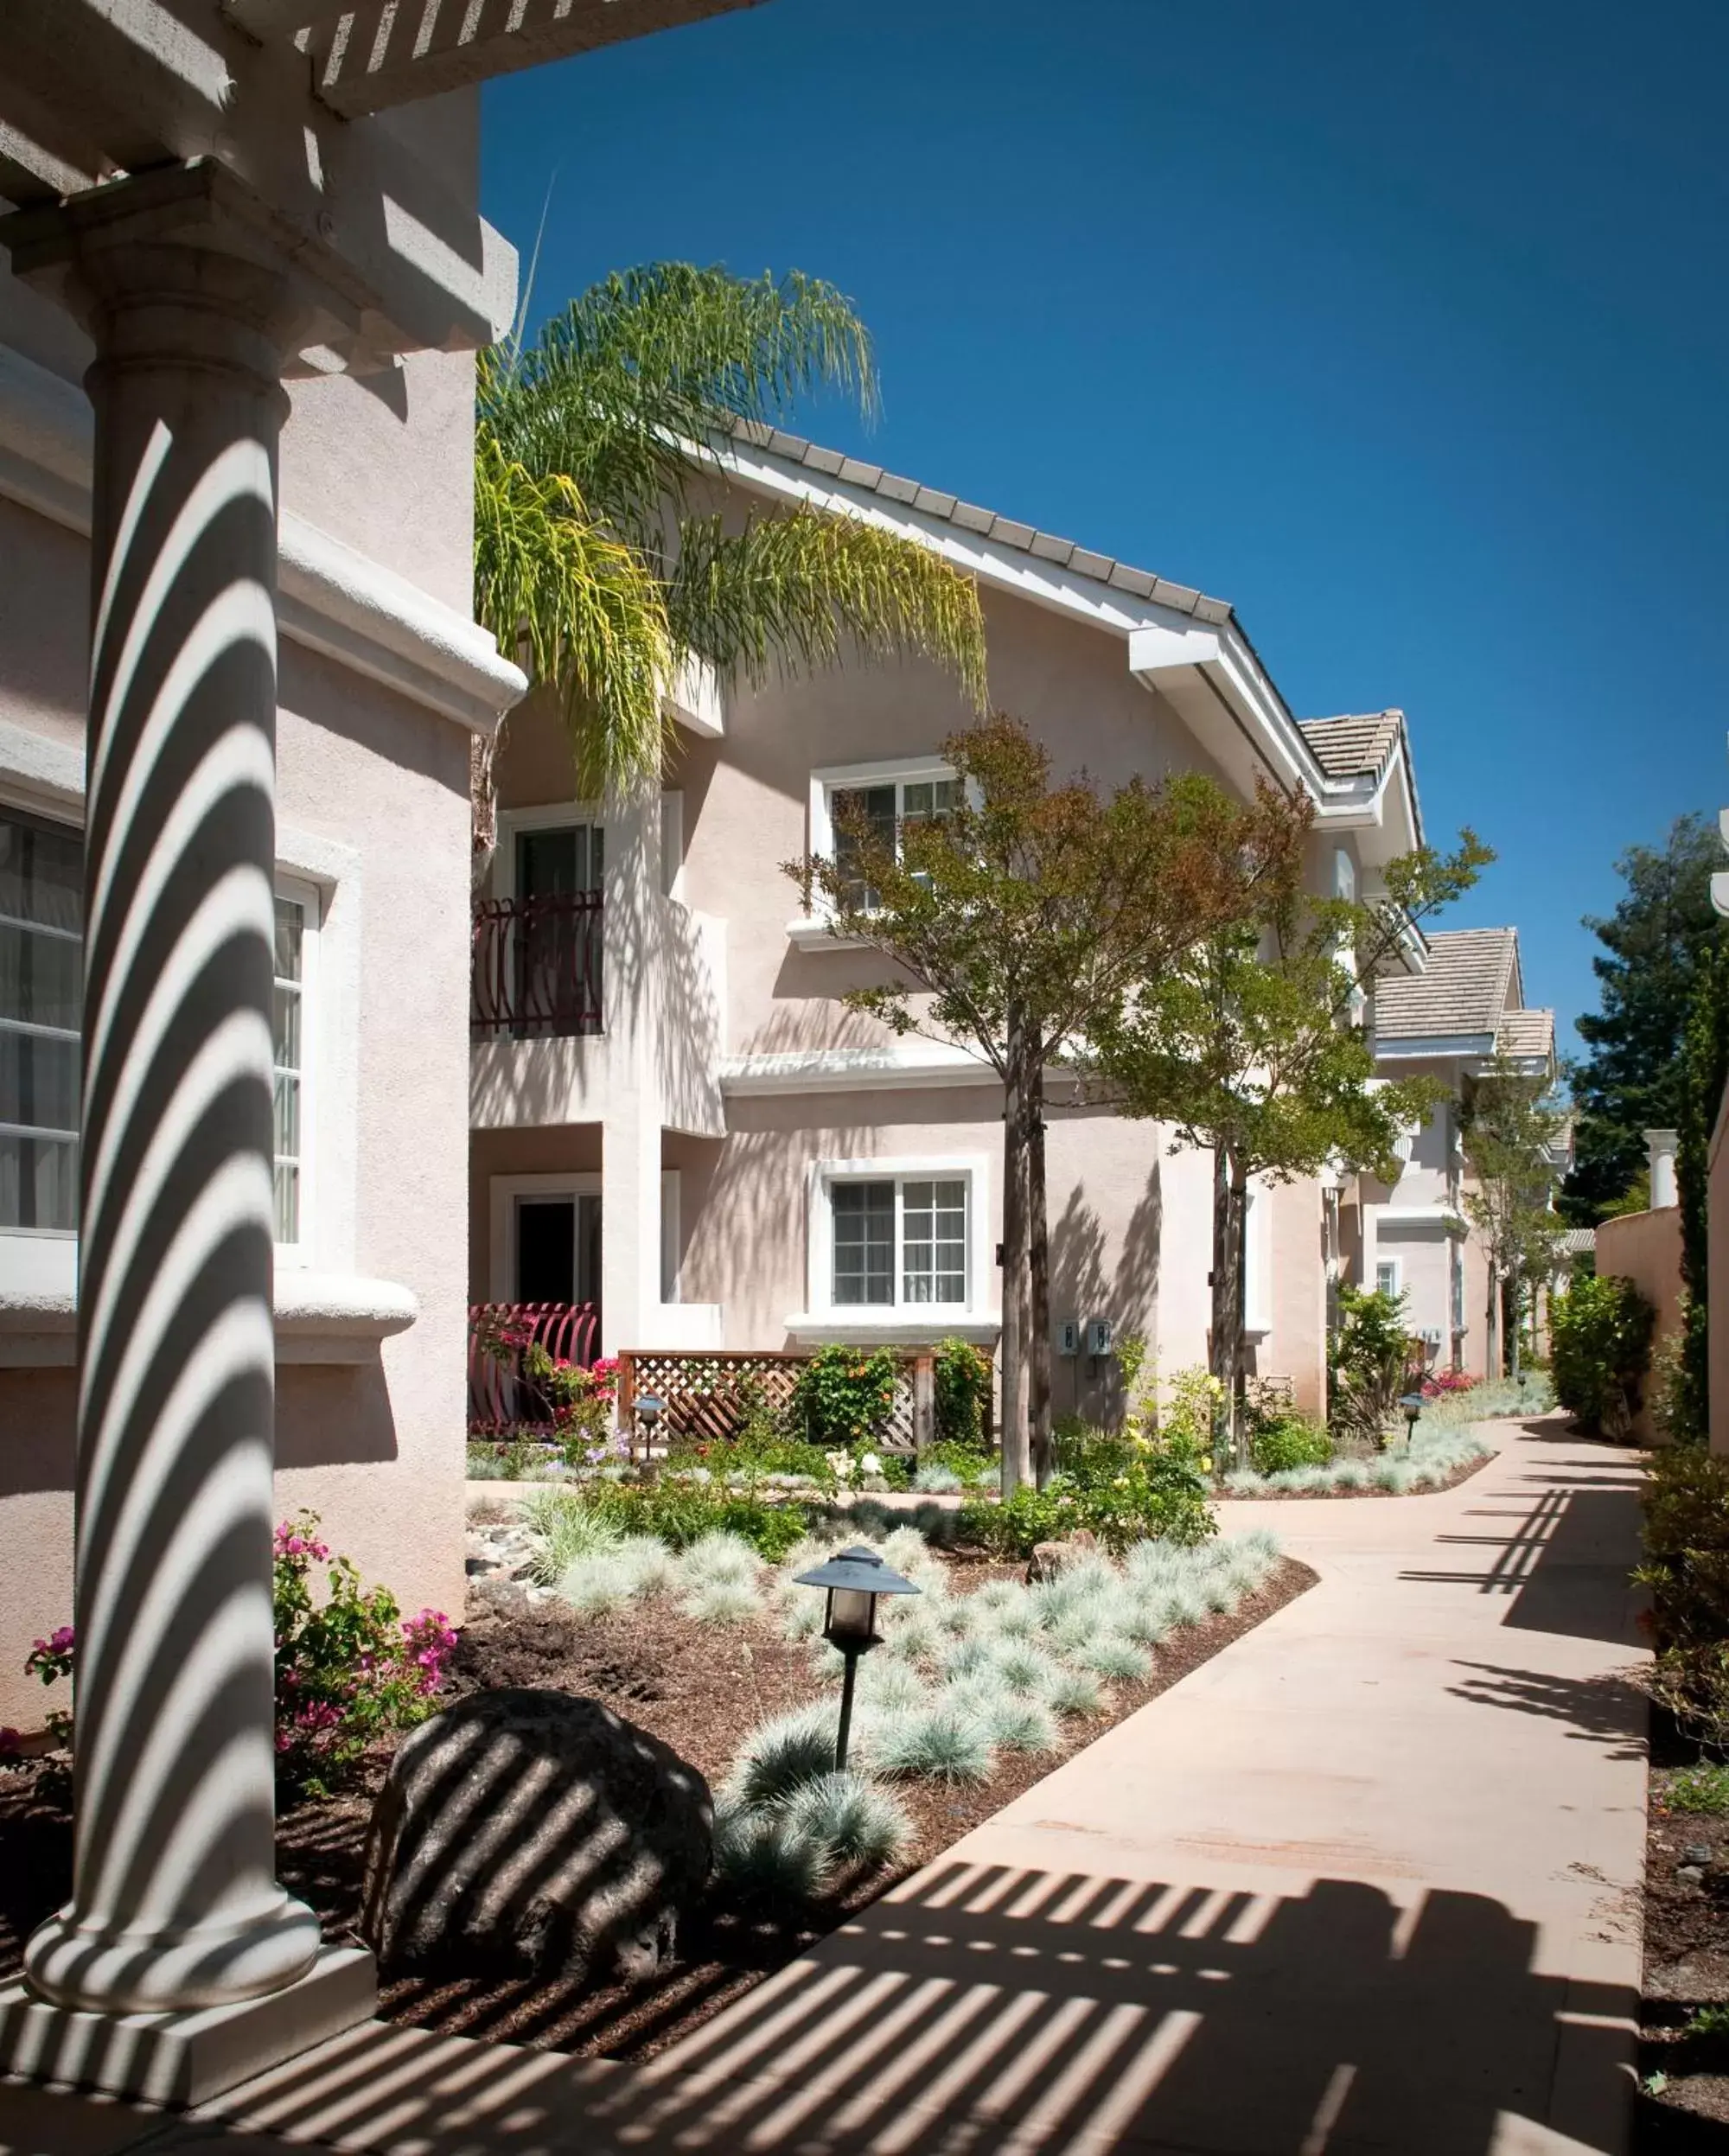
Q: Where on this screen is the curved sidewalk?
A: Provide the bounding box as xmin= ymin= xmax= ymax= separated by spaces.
xmin=7 ymin=1419 xmax=1649 ymax=2156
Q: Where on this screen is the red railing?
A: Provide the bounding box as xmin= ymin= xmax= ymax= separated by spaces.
xmin=471 ymin=890 xmax=603 ymax=1037
xmin=467 ymin=1300 xmax=601 ymax=1435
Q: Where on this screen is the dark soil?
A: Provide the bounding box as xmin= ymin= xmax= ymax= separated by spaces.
xmin=1636 ymin=1725 xmax=1729 ymax=2152
xmin=0 ymin=1554 xmax=1313 ymax=2065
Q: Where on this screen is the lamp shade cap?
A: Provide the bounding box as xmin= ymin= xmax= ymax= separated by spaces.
xmin=793 ymin=1545 xmax=922 ymax=1597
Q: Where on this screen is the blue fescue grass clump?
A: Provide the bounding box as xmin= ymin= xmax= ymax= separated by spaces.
xmin=1222 ymin=1419 xmax=1495 ymax=1497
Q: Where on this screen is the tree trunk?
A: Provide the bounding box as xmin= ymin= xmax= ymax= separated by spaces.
xmin=1508 ymin=1276 xmax=1522 ymax=1381
xmin=1485 ymin=1260 xmax=1500 ymax=1381
xmin=1028 ymin=1046 xmax=1054 ymax=1487
xmin=1209 ymin=1143 xmax=1247 ymax=1468
xmin=999 ymin=1013 xmax=1032 ymax=1493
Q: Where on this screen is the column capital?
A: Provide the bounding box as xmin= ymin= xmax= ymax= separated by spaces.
xmin=0 ymin=158 xmax=367 ymax=378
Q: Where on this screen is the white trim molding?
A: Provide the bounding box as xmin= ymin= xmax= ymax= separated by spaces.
xmin=722 ymin=1042 xmax=997 ymax=1095
xmin=487 ymin=1170 xmax=603 ymax=1302
xmin=0 ymin=1273 xmax=418 ymax=1368
xmin=0 ymin=340 xmax=526 ymax=737
xmin=1375 ymin=1205 xmax=1470 ymax=1238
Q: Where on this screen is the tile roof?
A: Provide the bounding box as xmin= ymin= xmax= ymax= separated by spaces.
xmin=1298 ymin=711 xmax=1406 ymax=780
xmin=726 ymin=418 xmax=1241 ymax=628
xmin=1496 ymin=1007 xmax=1555 ymax=1062
xmin=1374 ymin=927 xmax=1520 ymax=1040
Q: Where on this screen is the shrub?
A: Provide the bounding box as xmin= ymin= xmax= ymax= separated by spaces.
xmin=526 ymin=1477 xmax=814 ymax=1564
xmin=1248 ymin=1413 xmax=1332 ymax=1477
xmin=1551 ymin=1273 xmax=1655 ymax=1437
xmin=790 ymin=1344 xmax=899 ymax=1445
xmin=724 ymin=1706 xmax=838 ymax=1808
xmin=934 ymin=1338 xmax=994 ymax=1450
xmin=1329 ymin=1284 xmax=1413 ymax=1446
xmin=960 ymin=1426 xmax=1215 ymax=1558
xmin=1666 ymin=1763 xmax=1729 ymax=1814
xmin=712 ymin=1808 xmax=832 ymax=1904
xmin=271 ymin=1513 xmax=456 ymax=1796
xmin=681 ymin=1576 xmax=762 ymax=1625
xmin=870 ymin=1705 xmax=996 ymax=1783
xmin=782 ymin=1771 xmax=912 ymax=1867
xmin=1637 ymin=1446 xmax=1729 ymax=1657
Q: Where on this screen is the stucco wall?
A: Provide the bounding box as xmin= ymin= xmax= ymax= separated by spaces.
xmin=0 ymin=92 xmax=490 ymax=1731
xmin=1597 ymin=1204 xmax=1684 ymax=1445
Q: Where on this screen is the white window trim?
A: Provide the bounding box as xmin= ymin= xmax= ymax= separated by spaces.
xmin=492 ymin=801 xmax=603 ymax=903
xmin=271 ymin=871 xmax=321 ymax=1270
xmin=787 ymin=1151 xmax=995 ymax=1343
xmin=788 ymin=756 xmax=970 ymax=953
xmin=1375 ymin=1256 xmax=1403 ymax=1299
xmin=488 ymin=1170 xmax=603 ymax=1302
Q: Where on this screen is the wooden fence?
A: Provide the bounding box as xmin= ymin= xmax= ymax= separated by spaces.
xmin=615 ymin=1346 xmax=993 ymax=1454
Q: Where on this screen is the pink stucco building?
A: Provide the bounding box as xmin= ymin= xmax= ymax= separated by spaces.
xmin=469 ymin=430 xmax=1547 ymax=1423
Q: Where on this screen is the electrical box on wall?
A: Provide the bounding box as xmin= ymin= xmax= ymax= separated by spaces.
xmin=1087 ymin=1317 xmax=1113 ymax=1356
xmin=1057 ymin=1319 xmax=1079 ymax=1357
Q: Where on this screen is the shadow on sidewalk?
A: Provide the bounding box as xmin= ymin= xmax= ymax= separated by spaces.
xmin=207 ymin=1861 xmax=1634 ymax=2156
xmin=1399 ymin=1458 xmax=1646 ymax=1650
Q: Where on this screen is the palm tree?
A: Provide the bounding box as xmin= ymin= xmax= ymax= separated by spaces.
xmin=474 ymin=264 xmax=988 ymax=806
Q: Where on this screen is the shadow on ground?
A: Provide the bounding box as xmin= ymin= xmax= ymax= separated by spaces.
xmin=201 ymin=1859 xmax=1632 ymax=2156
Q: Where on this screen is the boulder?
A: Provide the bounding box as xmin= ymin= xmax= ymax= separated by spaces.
xmin=360 ymin=1688 xmax=712 ymax=1984
xmin=1025 ymin=1531 xmax=1100 ymax=1585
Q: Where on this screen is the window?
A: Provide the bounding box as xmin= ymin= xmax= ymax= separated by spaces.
xmin=1 ymin=805 xmax=317 ymax=1253
xmin=0 ymin=806 xmax=80 ymax=1234
xmin=1375 ymin=1258 xmax=1401 ymax=1298
xmin=1451 ymin=1247 xmax=1465 ymax=1336
xmin=272 ymin=893 xmax=307 ymax=1246
xmin=832 ymin=1176 xmax=967 ymax=1309
xmin=827 ymin=769 xmax=960 ymax=909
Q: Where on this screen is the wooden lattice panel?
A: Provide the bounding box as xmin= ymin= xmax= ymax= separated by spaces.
xmin=617 ymin=1348 xmax=925 ymax=1451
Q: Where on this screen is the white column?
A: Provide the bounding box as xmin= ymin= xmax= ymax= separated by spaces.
xmin=1647 ymin=1129 xmax=1679 ymax=1211
xmin=0 ymin=177 xmax=373 ymax=2086
xmin=600 ymin=788 xmax=663 ymax=1357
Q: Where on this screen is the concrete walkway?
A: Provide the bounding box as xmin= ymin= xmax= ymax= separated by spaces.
xmin=3 ymin=1419 xmax=1649 ymax=2156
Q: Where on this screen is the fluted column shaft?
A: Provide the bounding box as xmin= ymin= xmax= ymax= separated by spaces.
xmin=23 ymin=241 xmax=320 ymax=2013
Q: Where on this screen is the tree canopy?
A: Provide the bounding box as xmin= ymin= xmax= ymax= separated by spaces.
xmin=1563 ymin=813 xmax=1722 ymax=1223
xmin=475 ymin=264 xmax=987 ymax=801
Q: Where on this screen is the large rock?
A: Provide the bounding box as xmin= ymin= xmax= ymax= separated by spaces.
xmin=1025 ymin=1531 xmax=1100 ymax=1585
xmin=360 ymin=1688 xmax=712 ymax=1984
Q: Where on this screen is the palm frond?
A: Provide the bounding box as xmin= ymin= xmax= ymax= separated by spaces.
xmin=667 ymin=507 xmax=987 ymax=711
xmin=483 ymin=265 xmax=879 ymax=545
xmin=474 ymin=426 xmax=673 ymax=797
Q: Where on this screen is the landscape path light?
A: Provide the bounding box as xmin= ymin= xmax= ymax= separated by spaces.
xmin=1399 ymin=1393 xmax=1425 ymax=1449
xmin=794 ymin=1546 xmax=922 ymax=1770
xmin=633 ymin=1391 xmax=664 ymax=1470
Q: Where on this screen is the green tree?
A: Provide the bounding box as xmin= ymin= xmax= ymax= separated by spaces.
xmin=788 ymin=717 xmax=1295 ymax=1490
xmin=1674 ymin=944 xmax=1729 ymax=1441
xmin=1563 ymin=815 xmax=1721 ymax=1222
xmin=1091 ymin=823 xmax=1488 ymax=1457
xmin=474 ymin=265 xmax=986 ymax=806
xmin=1461 ymin=1055 xmax=1567 ymax=1380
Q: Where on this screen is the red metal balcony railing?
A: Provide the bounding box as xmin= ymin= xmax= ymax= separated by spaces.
xmin=471 ymin=890 xmax=603 ymax=1038
xmin=468 ymin=1300 xmax=602 ymax=1434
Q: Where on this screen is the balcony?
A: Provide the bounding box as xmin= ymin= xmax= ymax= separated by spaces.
xmin=471 ymin=890 xmax=603 ymax=1039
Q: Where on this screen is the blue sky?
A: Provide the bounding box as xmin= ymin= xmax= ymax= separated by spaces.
xmin=481 ymin=0 xmax=1728 ymax=1056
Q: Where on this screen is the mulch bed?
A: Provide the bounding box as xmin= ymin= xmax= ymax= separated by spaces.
xmin=1636 ymin=1731 xmax=1729 ymax=2151
xmin=0 ymin=1553 xmax=1314 ymax=2065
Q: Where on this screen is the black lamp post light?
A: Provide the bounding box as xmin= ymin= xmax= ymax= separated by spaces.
xmin=794 ymin=1546 xmax=922 ymax=1770
xmin=1399 ymin=1392 xmax=1425 ymax=1448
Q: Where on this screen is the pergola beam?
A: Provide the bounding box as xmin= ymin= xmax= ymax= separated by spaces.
xmin=311 ymin=0 xmax=765 ymax=117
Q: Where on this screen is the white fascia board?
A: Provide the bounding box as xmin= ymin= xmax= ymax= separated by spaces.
xmin=0 ymin=340 xmax=526 ymax=737
xmin=722 ymin=1043 xmax=998 ymax=1095
xmin=782 ymin=1313 xmax=1002 ymax=1346
xmin=1373 ymin=1032 xmax=1496 ymax=1061
xmin=1375 ymin=1206 xmax=1470 ymax=1238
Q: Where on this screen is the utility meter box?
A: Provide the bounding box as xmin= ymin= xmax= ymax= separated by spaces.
xmin=1057 ymin=1318 xmax=1079 ymax=1357
xmin=1087 ymin=1317 xmax=1113 ymax=1357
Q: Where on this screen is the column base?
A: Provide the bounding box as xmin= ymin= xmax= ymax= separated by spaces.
xmin=0 ymin=1943 xmax=376 ymax=2107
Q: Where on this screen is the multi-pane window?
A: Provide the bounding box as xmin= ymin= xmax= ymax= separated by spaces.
xmin=272 ymin=894 xmax=307 ymax=1246
xmin=832 ymin=774 xmax=960 ymax=909
xmin=1375 ymin=1259 xmax=1400 ymax=1299
xmin=0 ymin=807 xmax=81 ymax=1233
xmin=832 ymin=1176 xmax=968 ymax=1309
